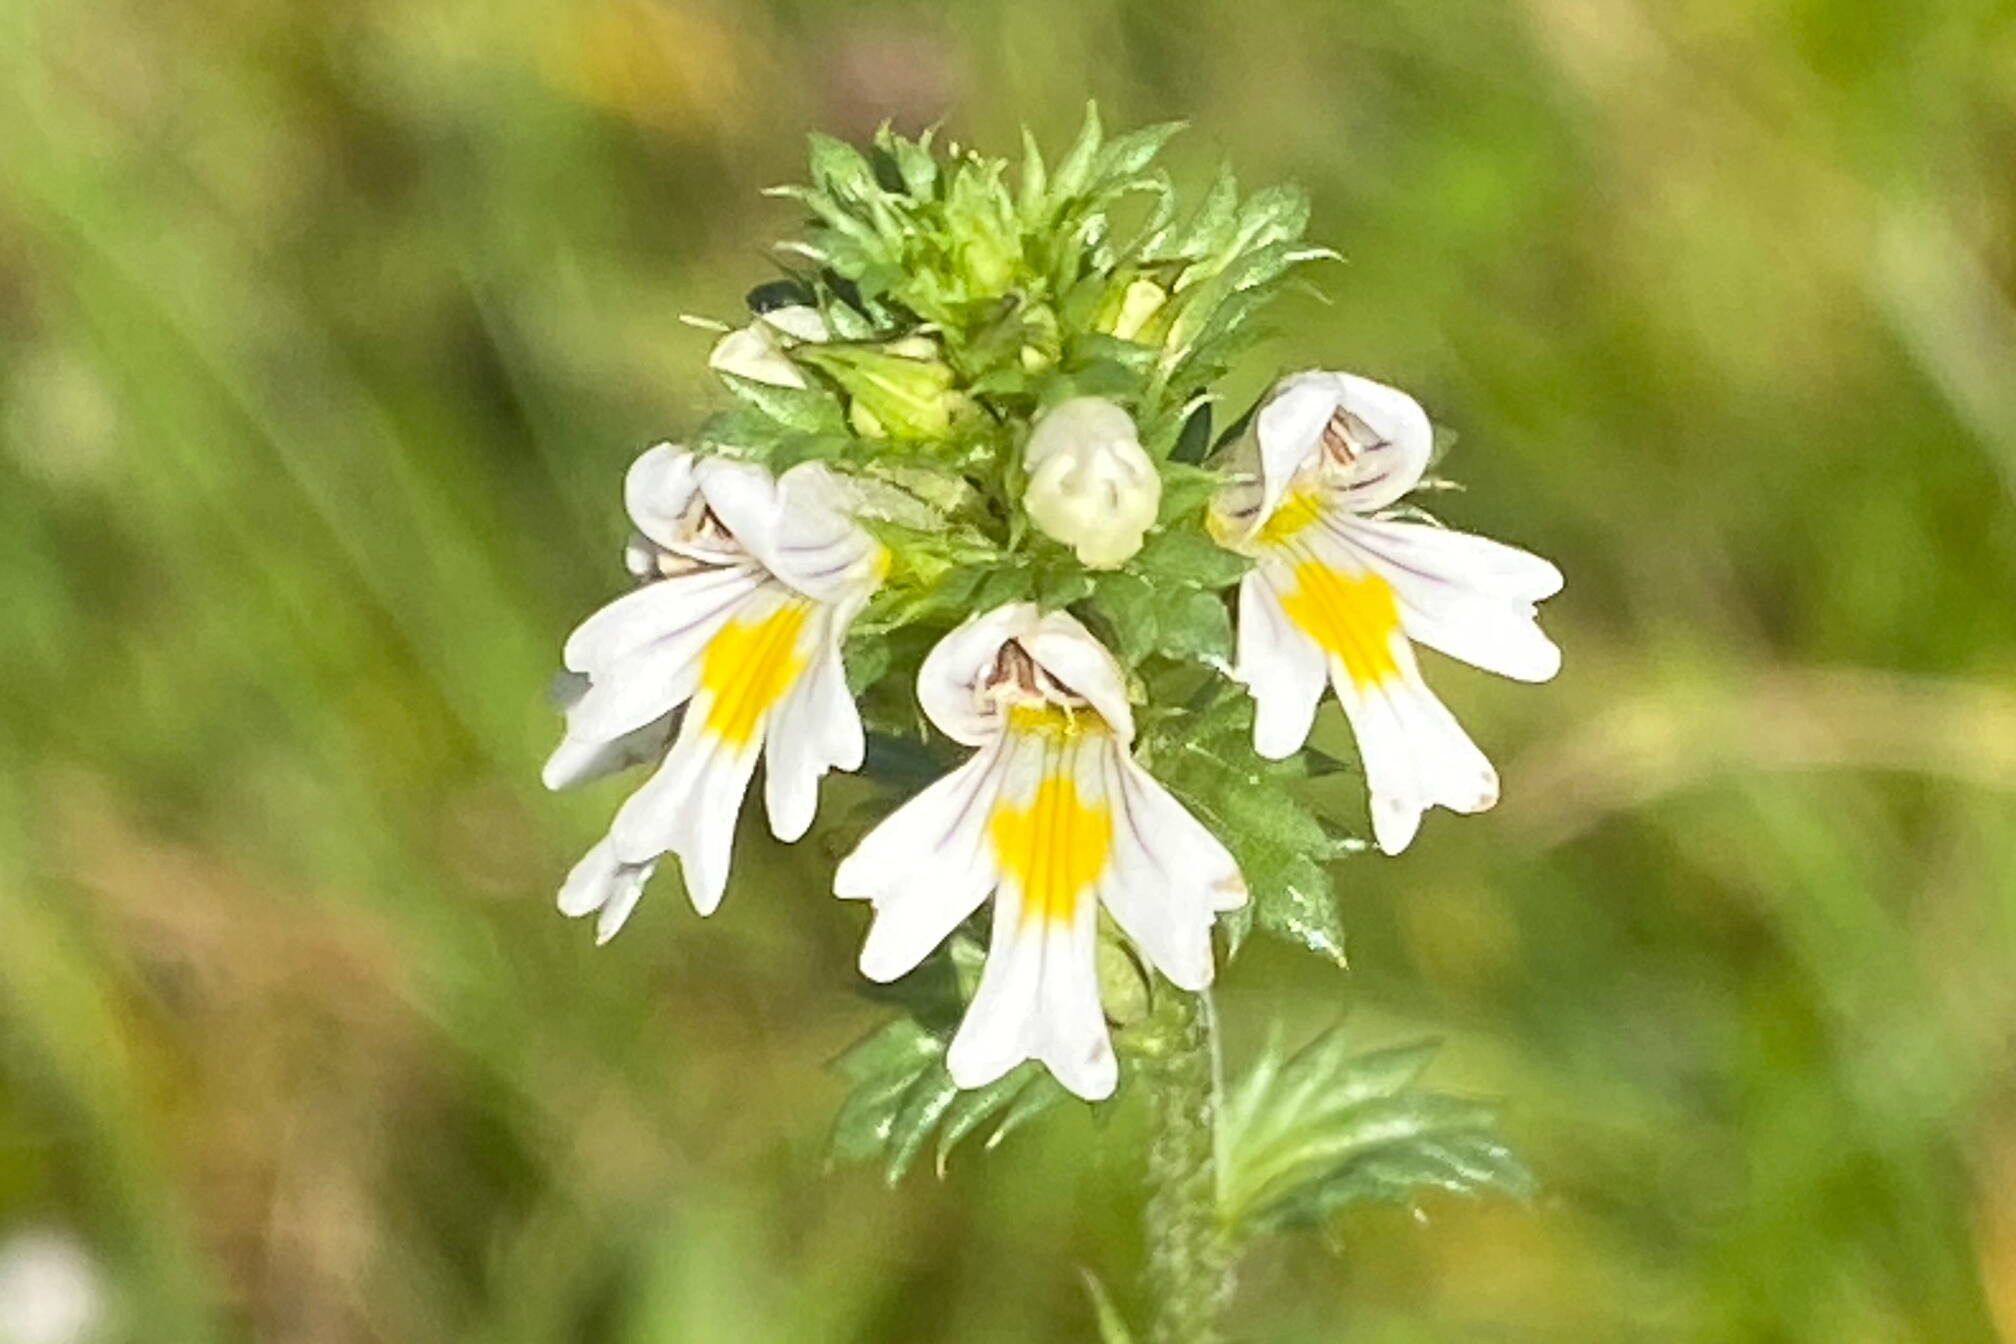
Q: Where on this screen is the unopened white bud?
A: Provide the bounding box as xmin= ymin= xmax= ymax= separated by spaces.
xmin=1021 ymin=397 xmax=1161 ymax=569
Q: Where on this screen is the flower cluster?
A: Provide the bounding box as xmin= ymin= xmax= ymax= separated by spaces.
xmin=543 ymin=115 xmax=1560 ymax=1105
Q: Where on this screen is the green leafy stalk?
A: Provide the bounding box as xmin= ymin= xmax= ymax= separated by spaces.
xmin=1142 ymin=991 xmax=1233 ymax=1344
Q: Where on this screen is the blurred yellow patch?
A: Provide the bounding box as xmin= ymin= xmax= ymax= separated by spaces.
xmin=543 ymin=0 xmax=747 ymax=130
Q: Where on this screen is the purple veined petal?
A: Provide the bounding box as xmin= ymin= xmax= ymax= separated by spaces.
xmin=560 ymin=563 xmax=766 ymax=674
xmin=945 ymin=869 xmax=1115 ymax=1102
xmin=916 ymin=603 xmax=1041 ymax=746
xmin=1233 ymin=568 xmax=1328 ymax=760
xmin=841 ymin=735 xmax=1017 ymax=983
xmin=1328 ymin=642 xmax=1498 ymax=856
xmin=761 ymin=607 xmax=865 ymax=843
xmin=607 ymin=712 xmax=763 ymax=915
xmin=1017 ymin=611 xmax=1135 ymax=744
xmin=1095 ymin=740 xmax=1245 ymax=992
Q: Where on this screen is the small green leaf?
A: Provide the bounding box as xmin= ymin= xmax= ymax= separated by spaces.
xmin=1132 ymin=526 xmax=1250 ymax=590
xmin=1092 ymin=120 xmax=1185 ymax=182
xmin=1079 ymin=1269 xmax=1137 ymax=1344
xmin=1218 ymin=1028 xmax=1535 ymax=1237
xmin=716 ymin=373 xmax=848 ymax=435
xmin=883 ymin=1067 xmax=963 ymax=1184
xmin=1048 ymin=103 xmax=1105 ymax=208
xmin=828 ymin=1015 xmax=1069 ymax=1182
xmin=1155 ymin=589 xmax=1232 ymax=663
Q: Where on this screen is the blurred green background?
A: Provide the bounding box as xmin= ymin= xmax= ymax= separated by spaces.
xmin=4 ymin=0 xmax=2016 ymax=1340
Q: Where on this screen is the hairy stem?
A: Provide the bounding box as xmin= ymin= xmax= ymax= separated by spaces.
xmin=1143 ymin=989 xmax=1233 ymax=1344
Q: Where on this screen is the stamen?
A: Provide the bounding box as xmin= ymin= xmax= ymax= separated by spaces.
xmin=1321 ymin=408 xmax=1388 ymax=468
xmin=984 ymin=639 xmax=1093 ymax=716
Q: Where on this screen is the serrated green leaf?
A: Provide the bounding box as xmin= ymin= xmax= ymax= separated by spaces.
xmin=986 ymin=1073 xmax=1069 ymax=1149
xmin=1155 ymin=588 xmax=1232 ymax=663
xmin=1084 ymin=571 xmax=1158 ymax=663
xmin=1092 ymin=120 xmax=1184 ymax=182
xmin=828 ymin=1013 xmax=1069 ymax=1181
xmin=834 ymin=1016 xmax=941 ymax=1084
xmin=884 ymin=1067 xmax=963 ymax=1183
xmin=1048 ymin=103 xmax=1105 ymax=208
xmin=873 ymin=123 xmax=939 ymax=200
xmin=1131 ymin=527 xmax=1250 ymax=589
xmin=1251 ymin=856 xmax=1347 ymax=966
xmin=716 ymin=372 xmax=848 ymax=434
xmin=1161 ymin=164 xmax=1239 ymax=261
xmin=933 ymin=1066 xmax=1040 ymax=1175
xmin=1017 ymin=125 xmax=1049 ymax=223
xmin=1218 ymin=1028 xmax=1534 ymax=1236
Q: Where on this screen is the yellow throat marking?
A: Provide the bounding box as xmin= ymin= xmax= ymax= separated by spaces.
xmin=1254 ymin=487 xmax=1326 ymax=548
xmin=699 ymin=599 xmax=812 ymax=747
xmin=1277 ymin=560 xmax=1402 ymax=688
xmin=991 ymin=772 xmax=1112 ymax=929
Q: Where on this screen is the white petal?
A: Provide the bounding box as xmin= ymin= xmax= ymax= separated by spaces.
xmin=1018 ymin=611 xmax=1136 ymax=744
xmin=623 ymin=444 xmax=703 ymax=553
xmin=762 ymin=616 xmax=864 ymax=843
xmin=842 ymin=740 xmax=1013 ymax=981
xmin=607 ymin=720 xmax=761 ymax=914
xmin=542 ymin=712 xmax=675 ymax=791
xmin=1332 ymin=650 xmax=1498 ymax=856
xmin=1324 ymin=516 xmax=1560 ymax=682
xmin=1234 ymin=571 xmax=1328 ymax=759
xmin=1252 ymin=373 xmax=1343 ymax=523
xmin=709 ymin=325 xmax=807 ymax=388
xmin=768 ymin=462 xmax=884 ymax=603
xmin=561 ymin=564 xmax=764 ymax=674
xmin=946 ymin=888 xmax=1115 ymax=1101
xmin=595 ymin=877 xmax=648 ymax=944
xmin=758 ymin=304 xmax=829 ymax=343
xmin=1096 ymin=744 xmax=1243 ymax=991
xmin=1315 ymin=372 xmax=1434 ymax=512
xmin=693 ymin=457 xmax=785 ymax=571
xmin=917 ymin=604 xmax=1042 ymax=746
xmin=557 ymin=839 xmax=657 ymax=943
xmin=1339 ymin=514 xmax=1563 ymax=602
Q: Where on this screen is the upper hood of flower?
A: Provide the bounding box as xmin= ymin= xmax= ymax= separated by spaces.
xmin=916 ymin=604 xmax=1135 ymax=749
xmin=624 ymin=443 xmax=879 ymax=604
xmin=1212 ymin=371 xmax=1434 ymax=546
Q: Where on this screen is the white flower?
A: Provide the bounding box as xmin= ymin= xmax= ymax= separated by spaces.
xmin=545 ymin=443 xmax=882 ymax=939
xmin=706 ymin=304 xmax=829 ymax=388
xmin=1021 ymin=397 xmax=1162 ymax=569
xmin=1210 ymin=371 xmax=1562 ymax=856
xmin=835 ymin=604 xmax=1246 ymax=1100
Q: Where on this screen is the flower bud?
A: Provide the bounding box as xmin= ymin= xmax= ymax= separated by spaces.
xmin=799 ymin=340 xmax=966 ymax=441
xmin=1021 ymin=397 xmax=1161 ymax=569
xmin=707 ymin=305 xmax=828 ymax=388
xmin=1095 ymin=276 xmax=1168 ymax=343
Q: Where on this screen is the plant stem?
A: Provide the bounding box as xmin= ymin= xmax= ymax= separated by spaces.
xmin=1143 ymin=989 xmax=1233 ymax=1344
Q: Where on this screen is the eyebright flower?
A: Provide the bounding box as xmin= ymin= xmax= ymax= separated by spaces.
xmin=707 ymin=304 xmax=829 ymax=388
xmin=835 ymin=604 xmax=1247 ymax=1100
xmin=1210 ymin=371 xmax=1562 ymax=856
xmin=545 ymin=443 xmax=882 ymax=939
xmin=1021 ymin=397 xmax=1162 ymax=569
